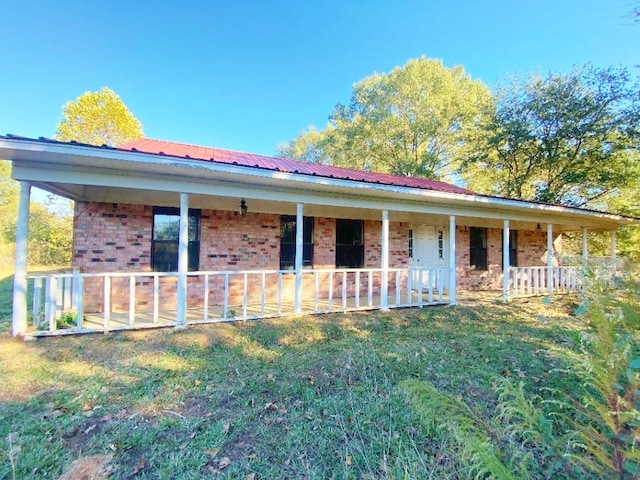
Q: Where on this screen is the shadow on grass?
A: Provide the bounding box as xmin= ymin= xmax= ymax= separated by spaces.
xmin=0 ymin=299 xmax=587 ymax=479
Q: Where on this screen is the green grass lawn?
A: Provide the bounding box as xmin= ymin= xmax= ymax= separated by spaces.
xmin=0 ymin=295 xmax=597 ymax=479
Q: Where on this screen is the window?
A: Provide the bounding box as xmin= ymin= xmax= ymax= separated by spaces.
xmin=152 ymin=207 xmax=200 ymax=272
xmin=408 ymin=229 xmax=414 ymax=258
xmin=438 ymin=230 xmax=444 ymax=260
xmin=507 ymin=230 xmax=518 ymax=267
xmin=336 ymin=219 xmax=364 ymax=268
xmin=469 ymin=227 xmax=487 ymax=271
xmin=280 ymin=215 xmax=314 ymax=270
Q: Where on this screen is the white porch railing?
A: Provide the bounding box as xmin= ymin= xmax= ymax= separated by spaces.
xmin=26 ymin=266 xmax=451 ymax=335
xmin=508 ymin=264 xmax=616 ymax=298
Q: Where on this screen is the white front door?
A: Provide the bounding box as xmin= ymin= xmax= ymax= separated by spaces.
xmin=412 ymin=225 xmax=437 ymax=269
xmin=410 ymin=224 xmax=447 ymax=289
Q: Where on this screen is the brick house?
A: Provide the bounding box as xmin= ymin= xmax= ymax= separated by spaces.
xmin=1 ymin=135 xmax=636 ymax=337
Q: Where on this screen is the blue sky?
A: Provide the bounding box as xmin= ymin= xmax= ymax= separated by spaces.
xmin=1 ymin=0 xmax=638 ymax=156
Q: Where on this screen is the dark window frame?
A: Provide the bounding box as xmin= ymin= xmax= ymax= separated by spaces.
xmin=336 ymin=219 xmax=364 ymax=268
xmin=280 ymin=215 xmax=314 ymax=270
xmin=151 ymin=207 xmax=201 ymax=272
xmin=503 ymin=229 xmax=518 ymax=268
xmin=408 ymin=228 xmax=414 ymax=259
xmin=469 ymin=227 xmax=488 ymax=271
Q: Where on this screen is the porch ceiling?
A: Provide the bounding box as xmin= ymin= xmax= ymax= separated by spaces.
xmin=2 ymin=136 xmax=638 ymax=233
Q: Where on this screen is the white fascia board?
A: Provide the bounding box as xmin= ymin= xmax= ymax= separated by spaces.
xmin=3 ymin=138 xmax=638 ymax=227
xmin=12 ymin=163 xmax=624 ymax=229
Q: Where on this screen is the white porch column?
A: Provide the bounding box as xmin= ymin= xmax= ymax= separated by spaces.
xmin=12 ymin=181 xmax=31 ymax=337
xmin=294 ymin=203 xmax=304 ymax=314
xmin=547 ymin=223 xmax=554 ymax=296
xmin=381 ymin=210 xmax=389 ymax=310
xmin=502 ymin=220 xmax=510 ymax=301
xmin=448 ymin=216 xmax=457 ymax=305
xmin=582 ymin=228 xmax=588 ymax=260
xmin=175 ymin=193 xmax=189 ymax=329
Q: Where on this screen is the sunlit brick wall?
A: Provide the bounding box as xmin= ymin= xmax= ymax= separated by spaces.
xmin=455 ymin=226 xmax=559 ymax=291
xmin=72 ymin=202 xmax=411 ymax=312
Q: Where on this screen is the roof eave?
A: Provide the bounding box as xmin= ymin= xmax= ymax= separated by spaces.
xmin=1 ymin=136 xmax=638 ymax=229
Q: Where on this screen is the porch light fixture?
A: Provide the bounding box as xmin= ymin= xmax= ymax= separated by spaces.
xmin=536 ymin=223 xmax=542 ymax=232
xmin=239 ymin=198 xmax=248 ymax=217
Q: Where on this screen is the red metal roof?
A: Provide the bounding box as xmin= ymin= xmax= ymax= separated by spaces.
xmin=118 ymin=138 xmax=473 ymax=195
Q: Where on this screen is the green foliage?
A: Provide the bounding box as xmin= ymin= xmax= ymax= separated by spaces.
xmin=0 ymin=161 xmax=18 ymax=266
xmin=461 ymin=65 xmax=640 ymax=207
xmin=0 ymin=161 xmax=72 ymax=266
xmin=55 ymin=311 xmax=77 ymax=330
xmin=402 ymin=272 xmax=640 ymax=479
xmin=401 ymin=379 xmax=520 ymax=479
xmin=278 ymin=57 xmax=492 ymax=180
xmin=3 ymin=203 xmax=73 ymax=265
xmin=570 ymin=274 xmax=640 ymax=478
xmin=55 ymin=87 xmax=143 ymax=147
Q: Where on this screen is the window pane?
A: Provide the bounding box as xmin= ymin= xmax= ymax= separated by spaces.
xmin=336 ymin=219 xmax=364 ymax=268
xmin=336 ymin=219 xmax=364 ymax=245
xmin=408 ymin=229 xmax=413 ymax=258
xmin=280 ymin=216 xmax=314 ymax=270
xmin=509 ymin=230 xmax=517 ymax=267
xmin=280 ymin=243 xmax=295 ymax=270
xmin=336 ymin=245 xmax=364 ymax=268
xmin=153 ymin=240 xmax=178 ymax=271
xmin=154 ymin=215 xmax=180 ymax=240
xmin=469 ymin=227 xmax=487 ymax=271
xmin=280 ymin=216 xmax=296 ymax=243
xmin=189 ymin=215 xmax=200 ymax=242
xmin=470 ymin=227 xmax=487 ymax=248
xmin=152 ymin=207 xmax=200 ymax=272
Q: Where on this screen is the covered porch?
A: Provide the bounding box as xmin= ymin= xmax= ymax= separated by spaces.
xmin=3 ymin=136 xmax=634 ymax=337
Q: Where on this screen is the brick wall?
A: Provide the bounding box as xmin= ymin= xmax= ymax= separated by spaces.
xmin=72 ymin=202 xmax=410 ymax=312
xmin=455 ymin=226 xmax=560 ymax=290
xmin=72 ymin=201 xmax=559 ymax=312
xmin=73 ymin=202 xmax=153 ymax=273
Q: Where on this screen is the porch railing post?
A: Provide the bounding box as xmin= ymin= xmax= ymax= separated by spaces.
xmin=128 ymin=275 xmax=136 ymax=326
xmin=294 ymin=203 xmax=304 ymax=314
xmin=203 ymin=273 xmax=209 ymax=322
xmin=153 ymin=275 xmax=159 ymax=324
xmin=12 ymin=181 xmax=31 ymax=337
xmin=76 ymin=276 xmax=84 ymax=330
xmin=32 ymin=277 xmax=42 ymax=327
xmin=381 ymin=209 xmax=389 ymax=310
xmin=547 ymin=223 xmax=554 ymax=296
xmin=47 ymin=276 xmax=57 ymax=332
xmin=448 ymin=215 xmax=457 ymax=305
xmin=103 ymin=275 xmax=111 ymax=332
xmin=502 ymin=219 xmax=510 ymax=301
xmin=175 ymin=192 xmax=189 ymax=329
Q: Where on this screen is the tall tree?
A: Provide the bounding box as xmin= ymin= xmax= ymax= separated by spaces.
xmin=55 ymin=87 xmax=144 ymax=146
xmin=278 ymin=57 xmax=492 ymax=180
xmin=461 ymin=66 xmax=640 ymax=207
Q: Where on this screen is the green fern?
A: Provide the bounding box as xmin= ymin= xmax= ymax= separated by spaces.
xmin=400 ymin=269 xmax=640 ymax=480
xmin=400 ymin=379 xmax=520 ymax=480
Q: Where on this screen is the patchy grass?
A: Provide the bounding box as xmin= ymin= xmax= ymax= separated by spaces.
xmin=0 ymin=296 xmax=595 ymax=479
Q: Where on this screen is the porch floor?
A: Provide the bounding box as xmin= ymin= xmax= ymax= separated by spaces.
xmin=30 ymin=289 xmax=461 ymax=336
